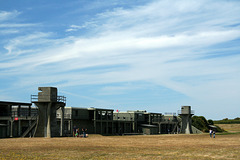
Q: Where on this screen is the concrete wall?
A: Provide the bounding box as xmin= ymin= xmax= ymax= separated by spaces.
xmin=72 ymin=119 xmax=94 ymax=134
xmin=72 ymin=108 xmax=89 ymax=120
xmin=0 ymin=126 xmax=7 ymax=138
xmin=142 ymin=127 xmax=158 ymax=135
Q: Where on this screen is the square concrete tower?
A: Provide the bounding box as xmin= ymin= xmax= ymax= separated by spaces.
xmin=32 ymin=87 xmax=65 ymax=138
xmin=179 ymin=106 xmax=193 ymax=134
xmin=181 ymin=106 xmax=191 ymax=114
xmin=38 ymin=87 xmax=57 ymax=102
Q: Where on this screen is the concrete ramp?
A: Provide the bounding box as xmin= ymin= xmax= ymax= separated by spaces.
xmin=191 ymin=125 xmax=203 ymax=134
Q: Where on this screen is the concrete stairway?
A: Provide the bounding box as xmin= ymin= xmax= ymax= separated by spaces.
xmin=21 ymin=120 xmax=37 ymax=137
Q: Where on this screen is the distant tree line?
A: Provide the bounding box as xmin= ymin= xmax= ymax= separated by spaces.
xmin=213 ymin=117 xmax=240 ymax=124
xmin=192 ymin=116 xmax=224 ymax=132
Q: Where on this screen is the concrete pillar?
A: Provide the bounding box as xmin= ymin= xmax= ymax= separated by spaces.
xmin=101 ymin=121 xmax=103 ymax=134
xmin=28 ymin=105 xmax=31 ymax=116
xmin=111 ymin=111 xmax=113 ymax=134
xmin=100 ymin=111 xmax=102 ymax=134
xmin=158 ymin=123 xmax=161 ymax=134
xmin=18 ymin=105 xmax=21 ymax=117
xmin=181 ymin=115 xmax=192 ymax=134
xmin=60 ymin=107 xmax=64 ymax=136
xmin=124 ymin=122 xmax=126 ymax=133
xmin=10 ymin=120 xmax=13 ymax=137
xmin=106 ymin=111 xmax=108 ymax=134
xmin=7 ymin=120 xmax=10 ymax=137
xmin=68 ymin=120 xmax=71 ymax=132
xmin=71 ymin=120 xmax=73 ymax=137
xmin=179 ymin=106 xmax=193 ymax=134
xmin=132 ymin=122 xmax=135 ymax=132
xmin=46 ymin=103 xmax=51 ymax=138
xmin=8 ymin=105 xmax=11 ymax=116
xmin=130 ymin=122 xmax=132 ymax=133
xmin=67 ymin=120 xmax=70 ymax=131
xmin=29 ymin=120 xmax=32 ymax=137
xmin=149 ymin=114 xmax=151 ymax=125
xmin=112 ymin=122 xmax=114 ymax=134
xmin=94 ymin=110 xmax=96 ymax=134
xmin=118 ymin=121 xmax=120 ymax=134
xmin=18 ymin=120 xmax=21 ymax=136
xmin=32 ymin=87 xmax=66 ymax=138
xmin=106 ymin=122 xmax=108 ymax=134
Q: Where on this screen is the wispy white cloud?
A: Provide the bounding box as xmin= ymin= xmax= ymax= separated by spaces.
xmin=0 ymin=23 xmax=37 ymax=28
xmin=3 ymin=32 xmax=55 ymax=55
xmin=0 ymin=29 xmax=19 ymax=35
xmin=0 ymin=10 xmax=20 ymax=21
xmin=66 ymin=22 xmax=97 ymax=32
xmin=0 ymin=0 xmax=240 ymax=118
xmin=66 ymin=25 xmax=83 ymax=32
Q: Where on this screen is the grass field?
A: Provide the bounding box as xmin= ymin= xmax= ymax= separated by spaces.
xmin=1 ymin=133 xmax=239 ymax=160
xmin=216 ymin=124 xmax=240 ymax=133
xmin=1 ymin=123 xmax=240 ymax=160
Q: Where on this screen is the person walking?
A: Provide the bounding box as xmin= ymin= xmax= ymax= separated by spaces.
xmin=82 ymin=128 xmax=87 ymax=138
xmin=75 ymin=128 xmax=79 ymax=137
xmin=213 ymin=130 xmax=216 ymax=138
xmin=209 ymin=129 xmax=213 ymax=138
xmin=73 ymin=126 xmax=77 ymax=137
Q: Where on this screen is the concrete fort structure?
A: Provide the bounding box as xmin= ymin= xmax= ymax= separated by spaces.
xmin=31 ymin=87 xmax=66 ymax=138
xmin=0 ymin=101 xmax=37 ymax=138
xmin=0 ymin=87 xmax=202 ymax=138
xmin=56 ymin=107 xmax=114 ymax=136
xmin=56 ymin=106 xmax=201 ymax=136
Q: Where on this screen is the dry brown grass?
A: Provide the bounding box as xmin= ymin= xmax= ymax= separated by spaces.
xmin=216 ymin=124 xmax=240 ymax=133
xmin=0 ymin=133 xmax=240 ymax=160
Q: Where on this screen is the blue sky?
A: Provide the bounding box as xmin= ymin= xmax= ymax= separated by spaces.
xmin=0 ymin=0 xmax=240 ymax=120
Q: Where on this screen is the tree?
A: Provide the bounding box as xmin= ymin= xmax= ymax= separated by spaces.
xmin=208 ymin=119 xmax=214 ymax=125
xmin=234 ymin=117 xmax=240 ymax=120
xmin=192 ymin=116 xmax=224 ymax=132
xmin=192 ymin=116 xmax=209 ymax=132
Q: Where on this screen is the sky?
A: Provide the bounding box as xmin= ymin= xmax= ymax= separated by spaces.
xmin=0 ymin=0 xmax=240 ymax=120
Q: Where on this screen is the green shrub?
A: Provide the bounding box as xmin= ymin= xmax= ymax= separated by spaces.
xmin=234 ymin=117 xmax=240 ymax=120
xmin=208 ymin=119 xmax=214 ymax=125
xmin=192 ymin=116 xmax=209 ymax=132
xmin=192 ymin=116 xmax=224 ymax=132
xmin=213 ymin=118 xmax=240 ymax=124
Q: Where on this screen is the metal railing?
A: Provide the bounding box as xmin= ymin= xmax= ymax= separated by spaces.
xmin=177 ymin=110 xmax=194 ymax=115
xmin=0 ymin=110 xmax=38 ymax=118
xmin=164 ymin=112 xmax=177 ymax=116
xmin=31 ymin=95 xmax=66 ymax=103
xmin=56 ymin=113 xmax=71 ymax=119
xmin=113 ymin=116 xmax=134 ymax=121
xmin=57 ymin=96 xmax=66 ymax=103
xmin=152 ymin=117 xmax=162 ymax=123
